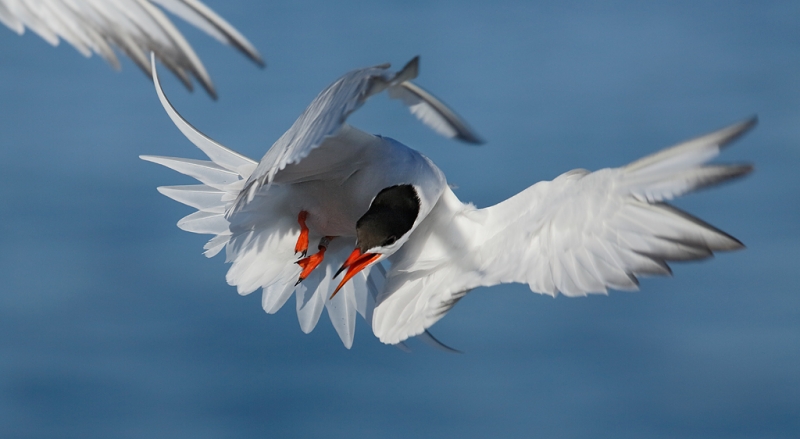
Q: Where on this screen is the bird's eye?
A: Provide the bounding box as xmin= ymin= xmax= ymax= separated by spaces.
xmin=383 ymin=235 xmax=397 ymax=247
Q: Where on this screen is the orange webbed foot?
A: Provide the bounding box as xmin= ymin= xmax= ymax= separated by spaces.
xmin=295 ymin=236 xmax=335 ymax=286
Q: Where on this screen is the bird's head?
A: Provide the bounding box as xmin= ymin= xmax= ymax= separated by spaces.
xmin=331 ymin=184 xmax=421 ymax=297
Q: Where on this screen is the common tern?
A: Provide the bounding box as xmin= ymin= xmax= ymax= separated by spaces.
xmin=143 ymin=54 xmax=482 ymax=347
xmin=143 ymin=55 xmax=753 ymax=348
xmin=0 ymin=0 xmax=263 ymax=98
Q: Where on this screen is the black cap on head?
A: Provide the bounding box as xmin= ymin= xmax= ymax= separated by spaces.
xmin=356 ymin=185 xmax=421 ymax=253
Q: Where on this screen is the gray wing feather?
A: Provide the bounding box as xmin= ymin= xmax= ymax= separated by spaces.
xmin=388 ymin=81 xmax=484 ymax=144
xmin=232 ymin=57 xmax=483 ymax=213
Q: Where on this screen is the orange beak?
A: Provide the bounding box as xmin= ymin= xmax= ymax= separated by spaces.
xmin=331 ymin=249 xmax=381 ymax=299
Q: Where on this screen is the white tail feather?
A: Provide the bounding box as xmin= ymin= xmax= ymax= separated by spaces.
xmin=141 ymin=156 xmax=241 ymax=190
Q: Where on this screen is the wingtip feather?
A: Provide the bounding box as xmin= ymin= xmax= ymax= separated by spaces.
xmin=720 ymin=116 xmax=758 ymax=149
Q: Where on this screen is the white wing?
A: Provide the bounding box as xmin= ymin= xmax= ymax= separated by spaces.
xmin=232 ymin=56 xmax=483 ymax=212
xmin=0 ymin=0 xmax=263 ymax=98
xmin=373 ymin=118 xmax=756 ymax=344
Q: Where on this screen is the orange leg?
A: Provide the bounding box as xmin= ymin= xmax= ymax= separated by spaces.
xmin=295 ymin=211 xmax=309 ymax=256
xmin=295 ymin=236 xmax=335 ymax=285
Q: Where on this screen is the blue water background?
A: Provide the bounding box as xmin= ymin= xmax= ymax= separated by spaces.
xmin=0 ymin=1 xmax=798 ymax=438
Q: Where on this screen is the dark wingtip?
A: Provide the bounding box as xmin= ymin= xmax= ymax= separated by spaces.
xmin=457 ymin=130 xmax=486 ymax=145
xmin=719 ymin=115 xmax=758 ymax=149
xmin=418 ymin=330 xmax=463 ymax=354
xmin=407 ymin=55 xmax=420 ymax=70
xmin=735 ymin=163 xmax=755 ymax=179
xmin=658 ymin=203 xmax=747 ymax=252
xmin=250 ymin=53 xmax=267 ymax=69
xmin=397 ymin=56 xmax=420 ymax=82
xmin=195 ymin=76 xmax=218 ymax=100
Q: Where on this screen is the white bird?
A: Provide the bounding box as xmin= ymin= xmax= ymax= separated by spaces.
xmin=143 ymin=55 xmax=753 ymax=348
xmin=0 ymin=0 xmax=263 ymax=98
xmin=143 ymin=55 xmax=482 ymax=347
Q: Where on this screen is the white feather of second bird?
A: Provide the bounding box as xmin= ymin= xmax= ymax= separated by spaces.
xmin=0 ymin=0 xmax=263 ymax=98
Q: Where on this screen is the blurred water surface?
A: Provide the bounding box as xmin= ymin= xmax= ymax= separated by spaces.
xmin=0 ymin=1 xmax=797 ymax=438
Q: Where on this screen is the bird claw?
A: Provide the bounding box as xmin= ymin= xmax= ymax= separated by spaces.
xmin=294 ymin=247 xmax=326 ymax=286
xmin=294 ymin=211 xmax=310 ymax=256
xmin=293 ymin=235 xmax=336 ymax=287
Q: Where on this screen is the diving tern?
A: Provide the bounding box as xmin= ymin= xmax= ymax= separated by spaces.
xmin=0 ymin=0 xmax=263 ymax=98
xmin=143 ymin=55 xmax=753 ymax=348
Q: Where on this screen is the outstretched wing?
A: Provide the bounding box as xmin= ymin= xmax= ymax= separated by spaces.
xmin=231 ymin=57 xmax=483 ymax=212
xmin=373 ymin=118 xmax=756 ymax=344
xmin=0 ymin=0 xmax=263 ymax=98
